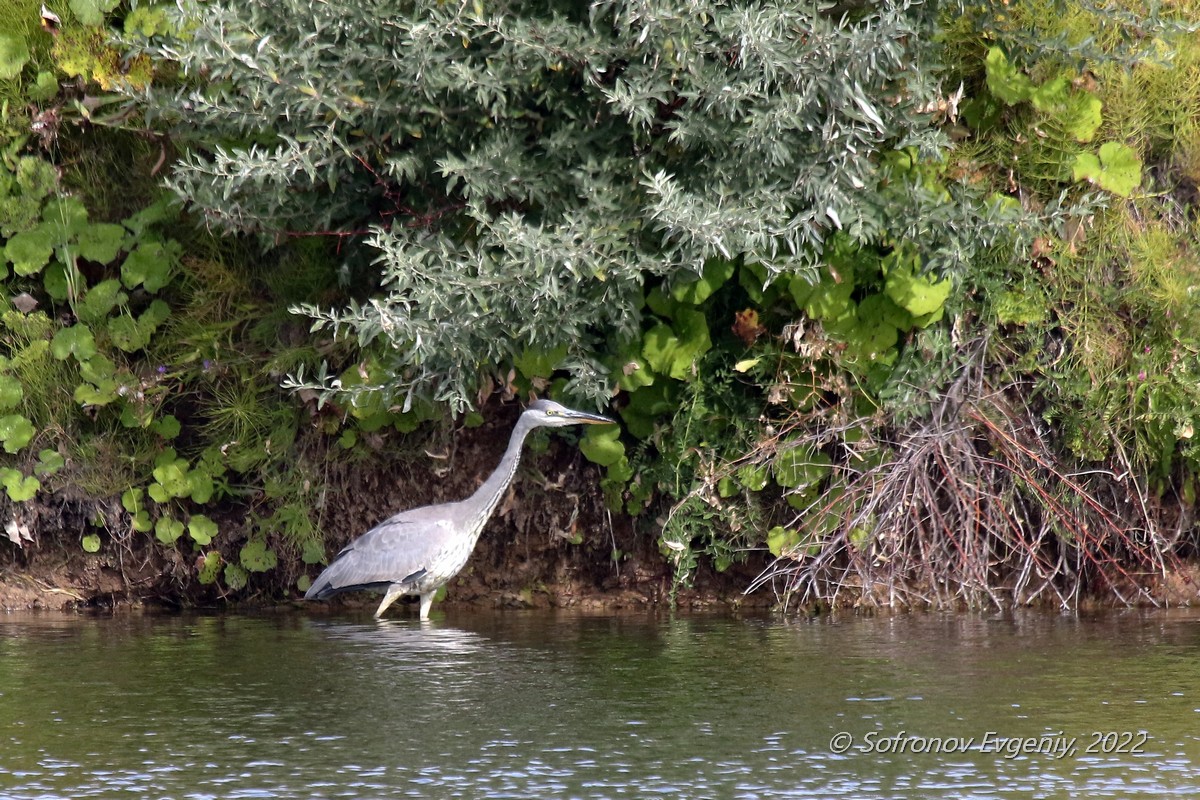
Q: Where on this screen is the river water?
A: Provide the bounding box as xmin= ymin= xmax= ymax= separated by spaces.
xmin=2 ymin=608 xmax=1200 ymax=798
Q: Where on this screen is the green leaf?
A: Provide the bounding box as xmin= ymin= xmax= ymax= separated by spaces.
xmin=198 ymin=552 xmax=223 ymax=584
xmin=240 ymin=539 xmax=278 ymax=572
xmin=773 ymin=444 xmax=832 ymax=490
xmin=153 ymin=414 xmax=181 ymax=439
xmin=76 ymin=223 xmax=127 ymax=264
xmin=766 ymin=526 xmax=800 ymax=557
xmin=121 ymin=488 xmax=145 ymax=513
xmin=139 ymin=299 xmax=171 ymax=332
xmin=155 ymin=515 xmax=185 ymax=544
xmin=736 ymin=463 xmax=769 ymax=491
xmin=579 ymin=424 xmax=625 ymax=466
xmin=188 ymin=468 xmax=215 ymax=504
xmin=1032 ymin=78 xmax=1102 ymax=143
xmin=641 ymin=308 xmax=711 ymax=381
xmin=42 ymin=197 xmax=88 ymax=242
xmin=188 ymin=514 xmax=218 ymax=546
xmin=77 ymin=279 xmax=127 ymax=324
xmin=122 ymin=194 xmax=180 ymax=237
xmin=884 ymin=259 xmax=951 ymax=320
xmin=296 ymin=575 xmax=312 ymax=593
xmin=51 ymin=324 xmax=97 ymax=361
xmin=0 ymin=32 xmax=30 ymax=80
xmin=6 ymin=226 xmax=54 ymax=276
xmin=34 ymin=449 xmax=65 ymax=476
xmin=0 ymin=375 xmax=23 ymax=410
xmin=75 ymin=379 xmax=118 ymax=406
xmin=151 ymin=461 xmax=191 ymax=498
xmin=68 ymin=0 xmax=120 ymax=26
xmin=43 ymin=263 xmax=69 ymax=301
xmin=108 ymin=314 xmax=150 ymax=352
xmin=121 ymin=240 xmax=175 ymax=292
xmin=131 ymin=510 xmax=152 ymax=532
xmin=670 ymin=258 xmax=736 ymax=305
xmin=984 ymin=46 xmax=1033 ymax=105
xmin=0 ymin=414 xmax=35 ymax=453
xmin=0 ymin=469 xmax=40 ymax=502
xmin=79 ymin=354 xmax=115 ymax=385
xmin=223 ymin=563 xmax=248 ymax=590
xmin=82 ymin=534 xmax=101 ymax=553
xmin=790 ymin=270 xmax=855 ymax=322
xmin=29 ymin=71 xmax=58 ymax=102
xmin=1072 ymin=142 xmax=1143 ymax=197
xmin=512 ymin=344 xmax=568 ymax=379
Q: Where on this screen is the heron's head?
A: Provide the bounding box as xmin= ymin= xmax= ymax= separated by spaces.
xmin=524 ymin=399 xmax=615 ymax=428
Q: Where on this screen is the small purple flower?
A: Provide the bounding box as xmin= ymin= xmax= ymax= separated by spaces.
xmin=156 ymin=365 xmax=167 ymax=375
xmin=203 ymin=359 xmax=213 ymax=371
xmin=1138 ymin=370 xmax=1147 ymax=381
xmin=1144 ymin=346 xmax=1151 ymax=353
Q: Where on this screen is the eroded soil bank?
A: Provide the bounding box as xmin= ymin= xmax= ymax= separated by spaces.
xmin=0 ymin=410 xmax=776 ymax=614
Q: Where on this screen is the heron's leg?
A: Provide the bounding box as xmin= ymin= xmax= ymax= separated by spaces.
xmin=374 ymin=584 xmax=405 ymax=619
xmin=418 ymin=591 xmax=435 ymax=621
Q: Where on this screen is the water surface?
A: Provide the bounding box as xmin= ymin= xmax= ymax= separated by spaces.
xmin=2 ymin=609 xmax=1199 ymax=798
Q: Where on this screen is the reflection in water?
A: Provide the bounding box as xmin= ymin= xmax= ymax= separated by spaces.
xmin=0 ymin=610 xmax=1199 ymax=797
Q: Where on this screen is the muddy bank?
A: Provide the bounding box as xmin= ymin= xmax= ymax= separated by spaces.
xmin=0 ymin=409 xmax=776 ymax=615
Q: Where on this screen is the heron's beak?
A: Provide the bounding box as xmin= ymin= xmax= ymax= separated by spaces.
xmin=573 ymin=411 xmax=616 ymax=425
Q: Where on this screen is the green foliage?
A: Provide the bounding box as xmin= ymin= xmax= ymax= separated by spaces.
xmin=0 ymin=32 xmax=30 ymax=80
xmin=154 ymin=515 xmax=184 ymax=544
xmin=0 ymin=414 xmax=34 ymax=453
xmin=0 ymin=468 xmax=39 ymax=501
xmin=239 ymin=538 xmax=277 ymax=573
xmin=985 ymin=47 xmax=1035 ymax=104
xmin=1072 ymin=141 xmax=1143 ymax=196
xmin=0 ymin=15 xmax=324 ymax=597
xmin=120 ymin=0 xmax=998 ymax=412
xmin=187 ymin=514 xmax=217 ymax=546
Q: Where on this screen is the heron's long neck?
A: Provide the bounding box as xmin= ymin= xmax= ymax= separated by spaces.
xmin=467 ymin=415 xmax=534 ymax=527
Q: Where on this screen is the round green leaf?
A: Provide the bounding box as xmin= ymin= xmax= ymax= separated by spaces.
xmin=51 ymin=324 xmax=97 ymax=361
xmin=188 ymin=514 xmax=218 ymax=545
xmin=2 ymin=471 xmax=40 ymax=502
xmin=240 ymin=539 xmax=278 ymax=573
xmin=198 ymin=552 xmax=222 ymax=584
xmin=0 ymin=414 xmax=35 ymax=453
xmin=131 ymin=510 xmax=152 ymax=532
xmin=223 ymin=563 xmax=248 ymax=590
xmin=6 ymin=226 xmax=54 ymax=276
xmin=0 ymin=32 xmax=30 ymax=80
xmin=0 ymin=375 xmax=23 ymax=410
xmin=773 ymin=444 xmax=832 ymax=490
xmin=29 ymin=70 xmax=58 ymax=102
xmin=108 ymin=315 xmax=150 ymax=352
xmin=82 ymin=534 xmax=101 ymax=553
xmin=579 ymin=424 xmax=625 ymax=466
xmin=42 ymin=263 xmax=69 ymax=301
xmin=77 ymin=279 xmax=127 ymax=324
xmin=34 ymin=449 xmax=65 ymax=476
xmin=1072 ymin=142 xmax=1143 ymax=197
xmin=984 ymin=47 xmax=1033 ymax=105
xmin=155 ymin=515 xmax=185 ymax=544
xmin=670 ymin=258 xmax=735 ymax=305
xmin=153 ymin=414 xmax=181 ymax=439
xmin=121 ymin=240 xmax=175 ymax=292
xmin=76 ymin=223 xmax=127 ymax=264
xmin=121 ymin=487 xmax=145 ymax=513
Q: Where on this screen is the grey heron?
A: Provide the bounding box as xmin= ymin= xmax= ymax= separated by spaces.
xmin=304 ymin=399 xmax=614 ymax=619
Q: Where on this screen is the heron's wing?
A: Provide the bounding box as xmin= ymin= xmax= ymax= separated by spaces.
xmin=304 ymin=503 xmax=459 ymax=600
